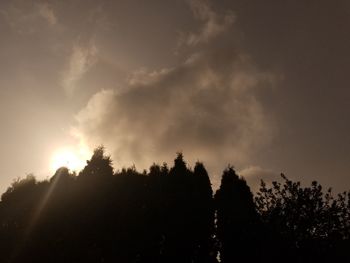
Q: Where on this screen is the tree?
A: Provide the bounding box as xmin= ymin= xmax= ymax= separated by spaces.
xmin=161 ymin=153 xmax=192 ymax=262
xmin=1 ymin=174 xmax=38 ymax=202
xmin=79 ymin=146 xmax=113 ymax=179
xmin=215 ymin=166 xmax=260 ymax=263
xmin=2 ymin=150 xmax=350 ymax=263
xmin=255 ymin=174 xmax=350 ymax=262
xmin=192 ymin=162 xmax=217 ymax=263
xmin=50 ymin=167 xmax=75 ymax=185
xmin=169 ymin=152 xmax=189 ymax=177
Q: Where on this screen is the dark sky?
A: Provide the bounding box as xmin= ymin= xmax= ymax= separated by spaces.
xmin=0 ymin=0 xmax=349 ymax=192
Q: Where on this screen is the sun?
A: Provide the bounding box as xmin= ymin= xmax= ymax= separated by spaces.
xmin=50 ymin=148 xmax=87 ymax=173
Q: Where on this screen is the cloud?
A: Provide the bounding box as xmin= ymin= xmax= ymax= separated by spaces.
xmin=72 ymin=47 xmax=275 ymax=180
xmin=127 ymin=68 xmax=173 ymax=87
xmin=239 ymin=166 xmax=280 ymax=193
xmin=0 ymin=2 xmax=57 ymax=34
xmin=180 ymin=0 xmax=235 ymax=46
xmin=69 ymin=0 xmax=276 ymax=188
xmin=62 ymin=42 xmax=98 ymax=96
xmin=37 ymin=3 xmax=57 ymax=26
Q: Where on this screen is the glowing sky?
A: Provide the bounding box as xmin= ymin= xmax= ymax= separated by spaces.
xmin=0 ymin=0 xmax=350 ymax=193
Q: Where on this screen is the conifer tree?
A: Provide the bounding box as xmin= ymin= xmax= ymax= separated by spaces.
xmin=215 ymin=167 xmax=260 ymax=263
xmin=193 ymin=162 xmax=217 ymax=263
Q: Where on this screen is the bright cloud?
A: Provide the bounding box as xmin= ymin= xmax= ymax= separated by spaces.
xmin=72 ymin=48 xmax=275 ymax=184
xmin=62 ymin=42 xmax=98 ymax=96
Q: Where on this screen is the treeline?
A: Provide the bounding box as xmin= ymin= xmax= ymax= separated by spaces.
xmin=0 ymin=147 xmax=349 ymax=262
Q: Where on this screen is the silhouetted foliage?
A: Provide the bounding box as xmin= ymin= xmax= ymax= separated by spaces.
xmin=255 ymin=174 xmax=350 ymax=262
xmin=193 ymin=162 xmax=217 ymax=263
xmin=0 ymin=148 xmax=349 ymax=262
xmin=79 ymin=145 xmax=113 ymax=178
xmin=215 ymin=166 xmax=261 ymax=263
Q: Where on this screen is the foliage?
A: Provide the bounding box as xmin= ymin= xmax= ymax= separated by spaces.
xmin=79 ymin=145 xmax=113 ymax=178
xmin=215 ymin=166 xmax=260 ymax=263
xmin=0 ymin=149 xmax=349 ymax=262
xmin=255 ymin=174 xmax=350 ymax=261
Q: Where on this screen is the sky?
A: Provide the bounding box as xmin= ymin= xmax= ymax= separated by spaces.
xmin=0 ymin=0 xmax=350 ymax=193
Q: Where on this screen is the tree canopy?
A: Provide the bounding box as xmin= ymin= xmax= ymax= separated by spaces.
xmin=0 ymin=148 xmax=348 ymax=262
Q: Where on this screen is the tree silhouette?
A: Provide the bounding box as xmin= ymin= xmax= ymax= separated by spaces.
xmin=215 ymin=166 xmax=260 ymax=263
xmin=192 ymin=162 xmax=217 ymax=263
xmin=162 ymin=153 xmax=194 ymax=262
xmin=168 ymin=152 xmax=189 ymax=177
xmin=79 ymin=145 xmax=113 ymax=179
xmin=0 ymin=148 xmax=349 ymax=262
xmin=255 ymin=174 xmax=350 ymax=262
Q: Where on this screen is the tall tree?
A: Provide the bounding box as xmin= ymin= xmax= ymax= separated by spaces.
xmin=192 ymin=162 xmax=217 ymax=263
xmin=215 ymin=166 xmax=260 ymax=263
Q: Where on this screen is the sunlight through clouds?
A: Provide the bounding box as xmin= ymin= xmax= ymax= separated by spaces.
xmin=49 ymin=145 xmax=91 ymax=174
xmin=1 ymin=0 xmax=349 ymax=194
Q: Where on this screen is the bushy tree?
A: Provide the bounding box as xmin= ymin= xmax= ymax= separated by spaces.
xmin=1 ymin=174 xmax=38 ymax=202
xmin=255 ymin=174 xmax=350 ymax=261
xmin=1 ymin=148 xmax=350 ymax=263
xmin=79 ymin=146 xmax=113 ymax=178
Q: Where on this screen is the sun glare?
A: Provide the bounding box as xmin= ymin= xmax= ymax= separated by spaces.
xmin=50 ymin=148 xmax=88 ymax=173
